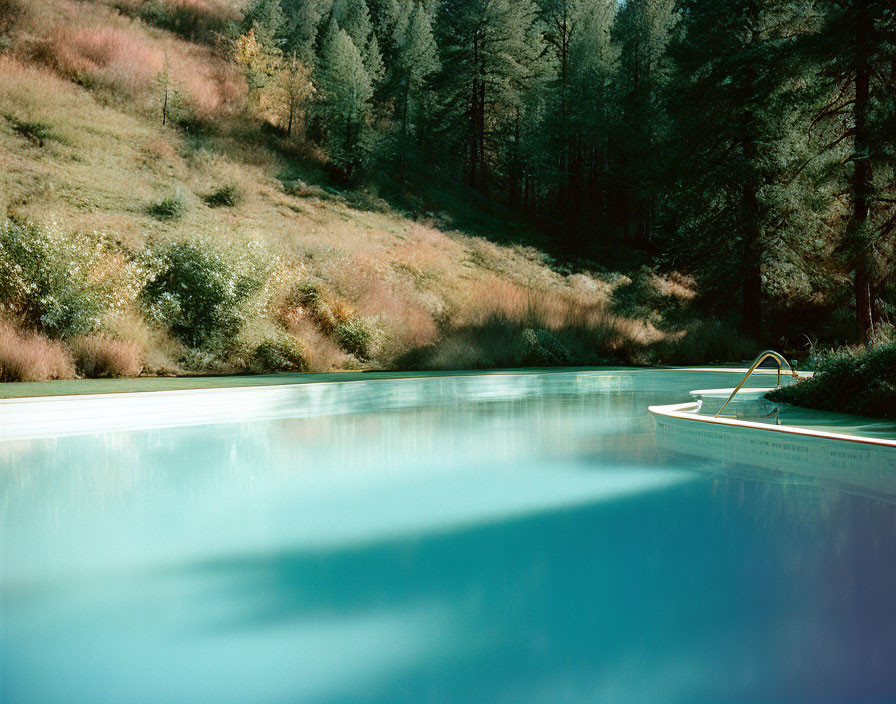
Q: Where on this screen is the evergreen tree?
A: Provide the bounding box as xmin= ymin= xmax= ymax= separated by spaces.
xmin=365 ymin=32 xmax=386 ymax=86
xmin=568 ymin=0 xmax=619 ymax=236
xmin=803 ymin=0 xmax=896 ymax=341
xmin=315 ymin=27 xmax=375 ymax=175
xmin=240 ymin=0 xmax=286 ymax=48
xmin=664 ymin=0 xmax=817 ymax=338
xmin=613 ymin=0 xmax=677 ymax=245
xmin=369 ymin=0 xmax=410 ymax=59
xmin=434 ymin=0 xmax=542 ymax=192
xmin=333 ymin=0 xmax=374 ymax=52
xmin=537 ymin=0 xmax=619 ymax=238
xmin=280 ymin=0 xmax=332 ymax=63
xmin=391 ymin=1 xmax=440 ymax=140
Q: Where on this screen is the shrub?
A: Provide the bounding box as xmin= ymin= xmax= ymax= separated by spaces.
xmin=250 ymin=334 xmax=307 ymax=373
xmin=69 ymin=334 xmax=143 ymax=378
xmin=291 ymin=281 xmax=351 ymax=333
xmin=649 ymin=320 xmax=756 ymax=366
xmin=334 ymin=316 xmax=379 ymax=359
xmin=0 ymin=321 xmax=75 ymax=381
xmin=768 ymin=335 xmax=896 ymax=419
xmin=147 ymin=192 xmax=188 ymax=221
xmin=520 ymin=327 xmax=571 ymax=367
xmin=142 ymin=237 xmax=279 ymax=352
xmin=203 ymin=183 xmax=241 ymax=208
xmin=5 ymin=115 xmax=58 ymax=147
xmin=0 ymin=220 xmax=146 ymax=338
xmin=139 ymin=0 xmax=234 ymax=44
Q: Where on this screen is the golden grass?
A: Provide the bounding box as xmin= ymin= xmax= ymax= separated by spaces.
xmin=0 ymin=321 xmax=75 ymax=381
xmin=0 ymin=0 xmax=754 ymax=374
xmin=51 ymin=24 xmax=164 ymax=95
xmin=69 ymin=334 xmax=144 ymax=378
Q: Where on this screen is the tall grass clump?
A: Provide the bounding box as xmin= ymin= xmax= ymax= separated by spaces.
xmin=768 ymin=332 xmax=896 ymax=419
xmin=0 ymin=219 xmax=146 ymax=338
xmin=147 ymin=192 xmax=188 ymax=221
xmin=203 ymin=183 xmax=241 ymax=208
xmin=142 ymin=237 xmax=280 ymax=353
xmin=0 ymin=320 xmax=75 ymax=381
xmin=50 ymin=25 xmax=163 ymax=97
xmin=70 ymin=334 xmax=143 ymax=377
xmin=399 ymin=284 xmax=655 ymax=370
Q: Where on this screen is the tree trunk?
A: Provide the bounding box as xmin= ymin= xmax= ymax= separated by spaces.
xmin=742 ymin=232 xmax=763 ymax=340
xmin=851 ymin=0 xmax=875 ymax=342
xmin=469 ymin=33 xmax=480 ymax=189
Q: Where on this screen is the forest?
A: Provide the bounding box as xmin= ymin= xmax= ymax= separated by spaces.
xmin=0 ymin=0 xmax=894 ymax=387
xmin=235 ymin=0 xmax=895 ymax=345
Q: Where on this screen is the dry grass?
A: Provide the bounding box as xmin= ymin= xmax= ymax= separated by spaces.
xmin=0 ymin=321 xmax=75 ymax=381
xmin=69 ymin=334 xmax=144 ymax=377
xmin=8 ymin=0 xmax=243 ymax=122
xmin=0 ymin=0 xmax=755 ymax=376
xmin=106 ymin=311 xmax=181 ymax=374
xmin=50 ymin=24 xmax=164 ymax=96
xmin=277 ymin=310 xmax=350 ymax=371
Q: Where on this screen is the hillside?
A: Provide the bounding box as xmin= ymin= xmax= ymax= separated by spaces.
xmin=0 ymin=0 xmax=753 ymax=380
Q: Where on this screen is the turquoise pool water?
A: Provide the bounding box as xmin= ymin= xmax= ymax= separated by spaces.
xmin=2 ymin=370 xmax=895 ymax=703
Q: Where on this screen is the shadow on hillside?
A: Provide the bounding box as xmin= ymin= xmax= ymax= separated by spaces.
xmin=393 ymin=313 xmax=758 ymax=371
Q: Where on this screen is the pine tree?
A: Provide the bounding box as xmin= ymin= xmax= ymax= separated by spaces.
xmin=369 ymin=0 xmax=410 ymax=60
xmin=613 ymin=0 xmax=677 ymax=245
xmin=365 ymin=32 xmax=386 ymax=86
xmin=537 ymin=0 xmax=619 ymax=237
xmin=568 ymin=0 xmax=618 ymax=236
xmin=664 ymin=0 xmax=817 ymax=338
xmin=316 ymin=27 xmax=375 ymax=174
xmin=803 ymin=0 xmax=896 ymax=341
xmin=333 ymin=0 xmax=374 ymax=52
xmin=434 ymin=0 xmax=541 ymax=192
xmin=240 ymin=0 xmax=286 ymax=48
xmin=391 ymin=1 xmax=440 ymax=140
xmin=280 ymin=0 xmax=333 ymax=63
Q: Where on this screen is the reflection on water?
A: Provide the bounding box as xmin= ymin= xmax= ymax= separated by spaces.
xmin=2 ymin=373 xmax=896 ymax=704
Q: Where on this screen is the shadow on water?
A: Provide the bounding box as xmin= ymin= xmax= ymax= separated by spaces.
xmin=159 ymin=472 xmax=896 ymax=704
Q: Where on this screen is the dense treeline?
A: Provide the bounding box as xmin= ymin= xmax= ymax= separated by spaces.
xmin=235 ymin=0 xmax=895 ymax=344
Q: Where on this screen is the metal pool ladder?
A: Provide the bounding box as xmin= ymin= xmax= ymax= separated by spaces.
xmin=715 ymin=350 xmax=800 ymax=418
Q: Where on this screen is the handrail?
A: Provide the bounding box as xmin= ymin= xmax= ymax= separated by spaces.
xmin=714 ymin=350 xmax=799 ymax=418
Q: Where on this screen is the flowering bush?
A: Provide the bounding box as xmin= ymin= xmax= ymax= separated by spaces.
xmin=0 ymin=220 xmax=148 ymax=337
xmin=142 ymin=237 xmax=281 ymax=352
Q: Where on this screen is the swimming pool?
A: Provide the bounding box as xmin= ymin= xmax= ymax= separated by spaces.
xmin=2 ymin=370 xmax=895 ymax=703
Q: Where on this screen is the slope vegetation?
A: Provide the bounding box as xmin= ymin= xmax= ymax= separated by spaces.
xmin=0 ymin=0 xmax=752 ymax=379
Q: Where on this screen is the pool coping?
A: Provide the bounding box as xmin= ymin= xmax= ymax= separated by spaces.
xmin=649 ymin=401 xmax=896 ymax=449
